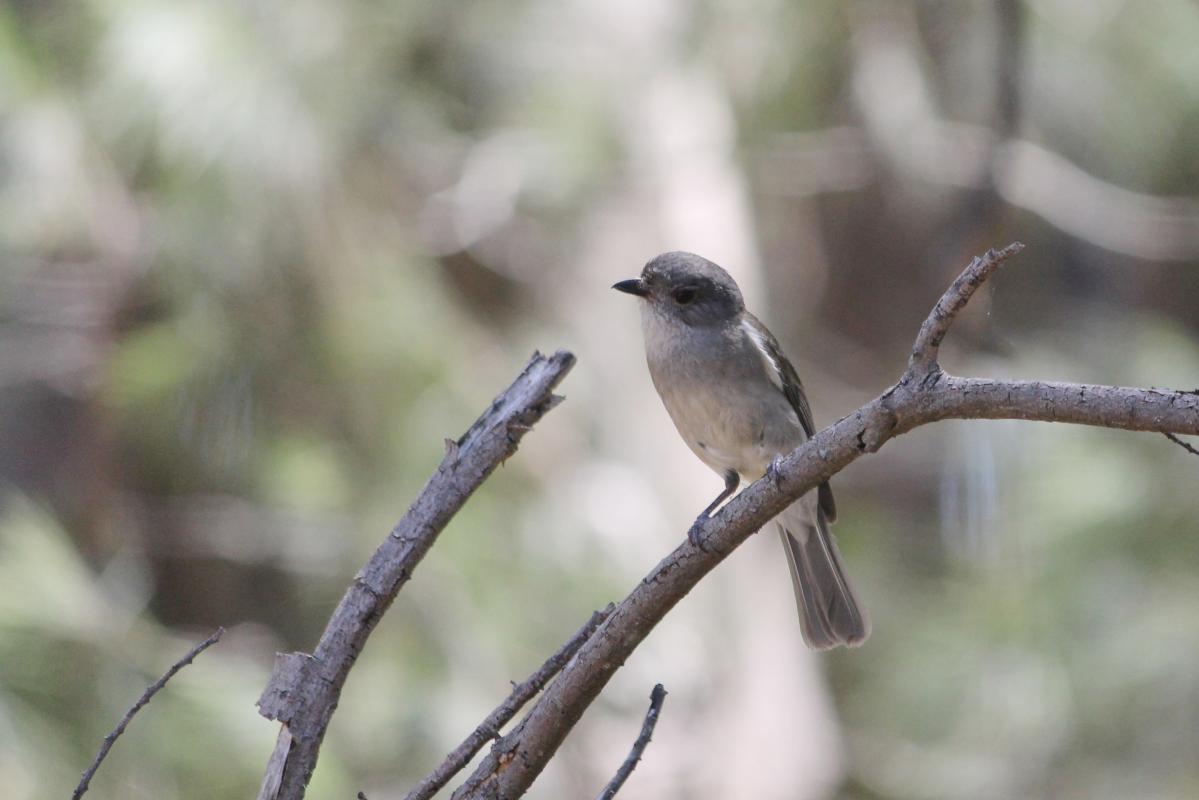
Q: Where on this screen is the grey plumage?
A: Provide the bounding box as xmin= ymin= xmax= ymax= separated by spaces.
xmin=614 ymin=251 xmax=869 ymax=650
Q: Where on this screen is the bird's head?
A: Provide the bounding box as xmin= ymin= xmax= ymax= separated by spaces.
xmin=612 ymin=251 xmax=744 ymax=327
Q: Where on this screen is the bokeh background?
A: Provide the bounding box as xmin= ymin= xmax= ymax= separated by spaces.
xmin=4 ymin=1 xmax=1199 ymax=798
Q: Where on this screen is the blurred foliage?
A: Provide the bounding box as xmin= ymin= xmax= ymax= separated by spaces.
xmin=2 ymin=1 xmax=1199 ymax=799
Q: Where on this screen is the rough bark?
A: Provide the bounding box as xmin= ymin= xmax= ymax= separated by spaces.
xmin=256 ymin=350 xmax=576 ymax=800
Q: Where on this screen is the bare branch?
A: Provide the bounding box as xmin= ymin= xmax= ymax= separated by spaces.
xmin=73 ymin=627 xmax=225 ymax=800
xmin=1165 ymin=432 xmax=1199 ymax=458
xmin=402 ymin=605 xmax=614 ymax=800
xmin=450 ymin=248 xmax=1199 ymax=799
xmin=908 ymin=242 xmax=1024 ymax=375
xmin=256 ymin=350 xmax=576 ymax=800
xmin=595 ymin=684 xmax=667 ymax=800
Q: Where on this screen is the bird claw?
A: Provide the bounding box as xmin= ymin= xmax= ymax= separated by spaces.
xmin=766 ymin=455 xmax=786 ymax=487
xmin=687 ymin=516 xmax=710 ymax=552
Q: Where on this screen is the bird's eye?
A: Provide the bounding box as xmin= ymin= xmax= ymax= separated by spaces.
xmin=672 ymin=287 xmax=697 ymax=305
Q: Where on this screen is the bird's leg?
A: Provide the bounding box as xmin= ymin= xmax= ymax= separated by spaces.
xmin=688 ymin=470 xmax=740 ymax=550
xmin=698 ymin=470 xmax=740 ymax=518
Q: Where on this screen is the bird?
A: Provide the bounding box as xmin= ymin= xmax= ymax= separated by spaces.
xmin=613 ymin=251 xmax=869 ymax=650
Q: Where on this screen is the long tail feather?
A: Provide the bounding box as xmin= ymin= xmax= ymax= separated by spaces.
xmin=777 ymin=502 xmax=869 ymax=650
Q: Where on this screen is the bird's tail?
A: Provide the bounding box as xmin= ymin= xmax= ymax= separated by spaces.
xmin=777 ymin=501 xmax=870 ymax=650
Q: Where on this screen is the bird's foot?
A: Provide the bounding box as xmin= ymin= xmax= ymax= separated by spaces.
xmin=687 ymin=515 xmax=710 ymax=552
xmin=766 ymin=455 xmax=787 ymax=487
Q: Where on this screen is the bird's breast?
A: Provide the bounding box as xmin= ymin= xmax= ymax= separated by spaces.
xmin=641 ymin=312 xmax=801 ymax=480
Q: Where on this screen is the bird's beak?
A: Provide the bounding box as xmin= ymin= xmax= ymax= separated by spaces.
xmin=612 ymin=278 xmax=649 ymax=298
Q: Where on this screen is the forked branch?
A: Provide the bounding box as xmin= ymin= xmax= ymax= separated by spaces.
xmin=449 ymin=244 xmax=1199 ymax=799
xmin=255 ymin=351 xmax=576 ymax=800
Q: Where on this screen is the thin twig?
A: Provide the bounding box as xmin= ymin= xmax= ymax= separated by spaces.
xmin=595 ymin=684 xmax=667 ymax=800
xmin=908 ymin=242 xmax=1025 ymax=374
xmin=1164 ymin=431 xmax=1199 ymax=458
xmin=72 ymin=627 xmax=225 ymax=800
xmin=402 ymin=605 xmax=614 ymax=800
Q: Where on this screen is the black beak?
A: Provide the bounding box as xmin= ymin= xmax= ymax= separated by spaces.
xmin=612 ymin=278 xmax=649 ymax=297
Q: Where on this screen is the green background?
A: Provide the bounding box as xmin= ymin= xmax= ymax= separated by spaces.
xmin=2 ymin=1 xmax=1199 ymax=798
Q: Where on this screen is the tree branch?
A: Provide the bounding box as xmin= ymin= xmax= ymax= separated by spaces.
xmin=908 ymin=243 xmax=1023 ymax=374
xmin=73 ymin=627 xmax=225 ymax=800
xmin=401 ymin=605 xmax=614 ymax=800
xmin=594 ymin=684 xmax=667 ymax=800
xmin=255 ymin=350 xmax=576 ymax=800
xmin=450 ymin=245 xmax=1199 ymax=799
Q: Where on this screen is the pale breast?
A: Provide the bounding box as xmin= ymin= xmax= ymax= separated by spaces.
xmin=641 ymin=307 xmax=804 ymax=480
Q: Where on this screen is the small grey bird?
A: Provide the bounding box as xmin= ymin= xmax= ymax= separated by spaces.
xmin=614 ymin=251 xmax=869 ymax=650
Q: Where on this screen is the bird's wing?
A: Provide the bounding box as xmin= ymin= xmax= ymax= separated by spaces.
xmin=741 ymin=313 xmax=816 ymax=437
xmin=741 ymin=313 xmax=838 ymax=523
